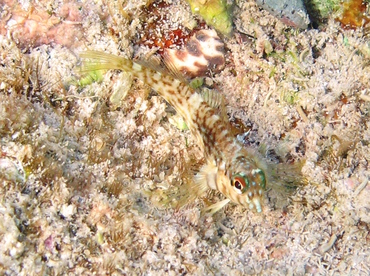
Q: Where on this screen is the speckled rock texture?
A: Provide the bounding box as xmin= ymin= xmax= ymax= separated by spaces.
xmin=0 ymin=0 xmax=369 ymax=275
xmin=255 ymin=0 xmax=310 ymax=28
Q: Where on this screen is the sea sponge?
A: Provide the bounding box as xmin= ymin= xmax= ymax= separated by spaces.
xmin=336 ymin=0 xmax=370 ymax=29
xmin=187 ymin=0 xmax=233 ymax=36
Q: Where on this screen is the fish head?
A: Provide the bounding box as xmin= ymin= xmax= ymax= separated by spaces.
xmin=220 ymin=155 xmax=266 ymax=212
xmin=230 ymin=169 xmax=266 ymax=212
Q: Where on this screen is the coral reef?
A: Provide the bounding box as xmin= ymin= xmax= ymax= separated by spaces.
xmin=0 ymin=0 xmax=370 ymax=275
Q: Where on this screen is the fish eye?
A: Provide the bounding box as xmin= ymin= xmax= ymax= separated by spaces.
xmin=231 ymin=174 xmax=249 ymax=194
xmin=234 ymin=180 xmax=242 ymax=190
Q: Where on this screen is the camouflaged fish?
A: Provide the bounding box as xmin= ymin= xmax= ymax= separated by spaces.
xmin=79 ymin=51 xmax=269 ymax=213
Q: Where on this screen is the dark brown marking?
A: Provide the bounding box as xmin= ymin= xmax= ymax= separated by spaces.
xmin=206 ymin=56 xmax=225 ymax=68
xmin=217 ymin=124 xmax=226 ymax=132
xmin=178 ymin=84 xmax=193 ymax=99
xmin=167 ymin=89 xmax=176 ymax=95
xmin=162 ymin=79 xmax=173 ymax=87
xmin=193 ymin=61 xmax=208 ymax=73
xmin=195 ymin=32 xmax=208 ymax=42
xmin=215 ymin=44 xmax=224 ymax=52
xmin=151 ymin=78 xmax=159 ymax=85
xmin=186 ymin=40 xmax=202 ymax=56
xmin=194 ymin=109 xmax=201 ymax=122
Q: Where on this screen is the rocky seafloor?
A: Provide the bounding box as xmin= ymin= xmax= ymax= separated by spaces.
xmin=0 ymin=0 xmax=369 ymax=275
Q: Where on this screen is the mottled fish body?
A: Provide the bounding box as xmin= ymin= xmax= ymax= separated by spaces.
xmin=80 ymin=51 xmax=267 ymax=212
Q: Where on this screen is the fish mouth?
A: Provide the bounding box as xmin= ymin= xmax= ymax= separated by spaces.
xmin=240 ymin=189 xmax=263 ymax=213
xmin=252 ymin=197 xmax=262 ymax=213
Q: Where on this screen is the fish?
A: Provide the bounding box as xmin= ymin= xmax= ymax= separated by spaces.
xmin=79 ymin=51 xmax=303 ymax=214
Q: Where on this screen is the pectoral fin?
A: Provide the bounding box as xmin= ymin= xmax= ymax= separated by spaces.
xmin=203 ymin=199 xmax=231 ymax=215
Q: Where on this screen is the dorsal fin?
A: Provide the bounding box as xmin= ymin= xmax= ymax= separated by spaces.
xmin=134 ymin=52 xmax=165 ymax=74
xmin=201 ymin=87 xmax=223 ymax=109
xmin=201 ymin=88 xmax=229 ymax=124
xmin=162 ymin=50 xmax=190 ymax=84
